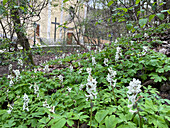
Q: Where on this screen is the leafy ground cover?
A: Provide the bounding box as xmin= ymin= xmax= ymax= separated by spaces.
xmin=0 ymin=24 xmax=170 ymax=128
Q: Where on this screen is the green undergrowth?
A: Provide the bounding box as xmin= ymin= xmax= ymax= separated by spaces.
xmin=0 ymin=27 xmax=170 ymax=128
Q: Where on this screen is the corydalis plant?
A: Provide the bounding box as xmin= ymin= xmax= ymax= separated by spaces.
xmin=86 ymin=68 xmax=92 ymax=75
xmin=106 ymin=67 xmax=117 ymax=88
xmin=141 ymin=46 xmax=149 ymax=56
xmin=85 ymin=75 xmax=98 ymax=101
xmin=44 ymin=65 xmax=49 ymax=72
xmin=79 ymin=84 xmax=84 ymax=90
xmin=104 ymin=58 xmax=108 ymax=66
xmin=13 ymin=69 xmax=21 ymax=82
xmin=7 ymin=104 xmax=13 ymax=114
xmin=23 ymin=93 xmax=29 ymax=111
xmin=69 ymin=65 xmax=73 ymax=72
xmin=58 ymin=75 xmax=64 ymax=82
xmin=8 ymin=64 xmax=12 ymax=72
xmin=34 ymin=83 xmax=39 ymax=97
xmin=7 ymin=75 xmax=14 ymax=87
xmin=67 ymin=87 xmax=72 ymax=92
xmin=78 ymin=68 xmax=83 ymax=74
xmin=87 ymin=46 xmax=91 ymax=51
xmin=106 ymin=67 xmax=117 ymax=105
xmin=115 ymin=47 xmax=122 ymax=61
xmin=18 ymin=59 xmax=23 ymax=69
xmin=85 ymin=75 xmax=98 ymax=128
xmin=92 ymin=57 xmax=96 ymax=65
xmin=127 ymin=78 xmax=142 ymax=113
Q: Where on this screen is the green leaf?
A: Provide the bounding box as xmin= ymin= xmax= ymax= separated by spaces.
xmin=149 ymin=14 xmax=155 ymax=22
xmin=107 ymin=1 xmax=114 ymax=7
xmin=95 ymin=110 xmax=109 ymax=123
xmin=95 ymin=22 xmax=98 ymax=25
xmin=63 ymin=0 xmax=69 ymax=3
xmin=126 ymin=24 xmax=133 ymax=30
xmin=156 ymin=13 xmax=164 ymax=20
xmin=136 ymin=0 xmax=140 ymax=5
xmin=136 ymin=0 xmax=140 ymax=4
xmin=99 ymin=124 xmax=106 ymax=128
xmin=52 ymin=118 xmax=66 ymax=128
xmin=3 ymin=0 xmax=8 ymax=5
xmin=159 ymin=2 xmax=164 ymax=6
xmin=159 ymin=2 xmax=166 ymax=6
xmin=167 ymin=10 xmax=170 ymax=14
xmin=165 ymin=116 xmax=170 ymax=121
xmin=66 ymin=120 xmax=74 ymax=127
xmin=117 ymin=7 xmax=128 ymax=12
xmin=20 ymin=6 xmax=25 ymax=11
xmin=139 ymin=18 xmax=147 ymax=28
xmin=105 ymin=115 xmax=118 ymax=128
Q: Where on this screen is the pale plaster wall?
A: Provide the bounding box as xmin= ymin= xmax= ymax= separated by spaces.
xmin=0 ymin=0 xmax=86 ymax=46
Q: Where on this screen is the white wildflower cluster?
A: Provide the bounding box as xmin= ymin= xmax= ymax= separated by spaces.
xmin=106 ymin=67 xmax=117 ymax=88
xmin=78 ymin=62 xmax=81 ymax=66
xmin=67 ymin=87 xmax=72 ymax=92
xmin=69 ymin=65 xmax=73 ymax=72
xmin=7 ymin=75 xmax=14 ymax=87
xmin=130 ymin=41 xmax=134 ymax=45
xmin=85 ymin=75 xmax=98 ymax=101
xmin=92 ymin=57 xmax=96 ymax=65
xmin=104 ymin=58 xmax=109 ymax=66
xmin=23 ymin=93 xmax=29 ymax=111
xmin=55 ymin=55 xmax=58 ymax=59
xmin=144 ymin=33 xmax=149 ymax=38
xmin=115 ymin=47 xmax=122 ymax=61
xmin=86 ymin=68 xmax=92 ymax=75
xmin=58 ymin=75 xmax=64 ymax=82
xmin=18 ymin=59 xmax=23 ymax=68
xmin=62 ymin=53 xmax=66 ymax=59
xmin=141 ymin=46 xmax=149 ymax=56
xmin=78 ymin=68 xmax=83 ymax=74
xmin=43 ymin=99 xmax=55 ymax=113
xmin=99 ymin=47 xmax=102 ymax=52
xmin=114 ymin=39 xmax=118 ymax=46
xmin=87 ymin=46 xmax=91 ymax=51
xmin=8 ymin=64 xmax=12 ymax=71
xmin=79 ymin=84 xmax=84 ymax=90
xmin=127 ymin=78 xmax=142 ymax=114
xmin=49 ymin=106 xmax=55 ymax=113
xmin=13 ymin=69 xmax=21 ymax=81
xmin=43 ymin=99 xmax=50 ymax=108
xmin=7 ymin=104 xmax=13 ymax=114
xmin=95 ymin=46 xmax=102 ymax=53
xmin=34 ymin=83 xmax=39 ymax=97
xmin=58 ymin=60 xmax=62 ymax=65
xmin=44 ymin=65 xmax=49 ymax=72
xmin=34 ymin=68 xmax=37 ymax=73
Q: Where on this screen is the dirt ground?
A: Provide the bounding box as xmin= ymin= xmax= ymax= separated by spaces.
xmin=0 ymin=54 xmax=56 ymax=77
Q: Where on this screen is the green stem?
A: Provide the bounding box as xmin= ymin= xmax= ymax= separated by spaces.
xmin=112 ymin=86 xmax=117 ymax=106
xmin=78 ymin=120 xmax=79 ymax=128
xmin=137 ymin=109 xmax=142 ymax=128
xmin=90 ymin=100 xmax=92 ymax=128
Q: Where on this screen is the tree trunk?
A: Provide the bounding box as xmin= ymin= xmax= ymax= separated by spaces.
xmin=163 ymin=0 xmax=170 ymax=22
xmin=11 ymin=8 xmax=35 ymax=65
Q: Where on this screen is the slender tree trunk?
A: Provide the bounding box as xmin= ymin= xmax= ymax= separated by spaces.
xmin=11 ymin=9 xmax=35 ymax=65
xmin=163 ymin=0 xmax=170 ymax=23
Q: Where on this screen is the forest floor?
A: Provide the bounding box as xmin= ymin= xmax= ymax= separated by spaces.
xmin=0 ymin=50 xmax=170 ymax=101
